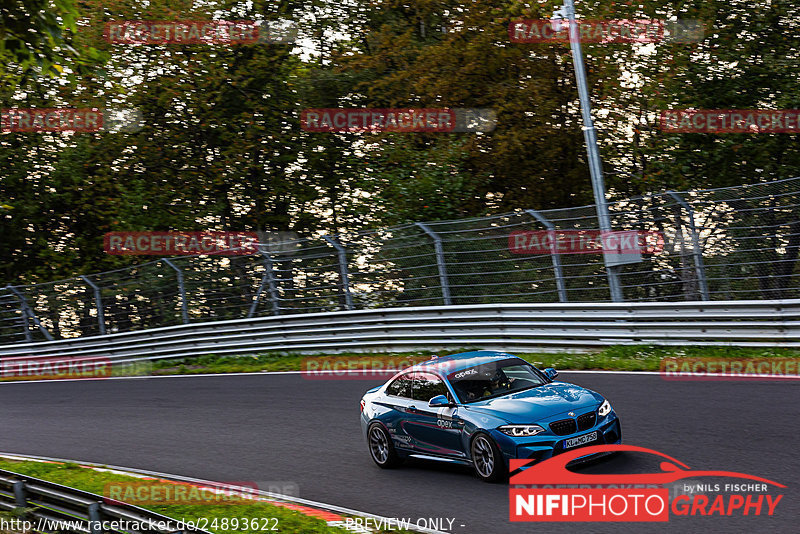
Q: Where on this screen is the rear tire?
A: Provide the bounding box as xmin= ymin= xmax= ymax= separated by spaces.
xmin=367 ymin=423 xmax=403 ymax=469
xmin=471 ymin=433 xmax=507 ymax=482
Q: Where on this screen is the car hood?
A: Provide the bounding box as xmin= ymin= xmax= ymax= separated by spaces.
xmin=462 ymin=382 xmax=603 ymax=424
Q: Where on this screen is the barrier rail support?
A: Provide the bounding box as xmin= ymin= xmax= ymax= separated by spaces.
xmin=322 ymin=235 xmax=354 ymax=310
xmin=415 ymin=222 xmax=452 ymax=306
xmin=162 ymin=259 xmax=189 ymax=324
xmin=249 ymin=246 xmax=280 ymax=317
xmin=667 ymin=191 xmax=710 ymax=301
xmin=526 ymin=209 xmax=568 ymax=303
xmin=80 ymin=275 xmax=107 ymax=335
xmin=5 ymin=286 xmax=53 ymax=341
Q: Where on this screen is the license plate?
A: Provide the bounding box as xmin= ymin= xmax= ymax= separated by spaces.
xmin=563 ymin=431 xmax=598 ymax=449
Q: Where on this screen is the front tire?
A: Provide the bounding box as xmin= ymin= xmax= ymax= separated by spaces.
xmin=471 ymin=433 xmax=507 ymax=482
xmin=367 ymin=423 xmax=403 ymax=469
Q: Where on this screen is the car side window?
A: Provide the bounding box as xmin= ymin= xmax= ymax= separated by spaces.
xmin=412 ymin=372 xmax=450 ymax=402
xmin=386 ymin=373 xmax=413 ymax=398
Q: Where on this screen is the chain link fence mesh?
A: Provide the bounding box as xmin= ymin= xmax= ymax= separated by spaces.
xmin=2 ymin=177 xmax=799 ymax=344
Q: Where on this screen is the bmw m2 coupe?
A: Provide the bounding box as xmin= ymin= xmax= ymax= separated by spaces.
xmin=360 ymin=350 xmax=621 ymax=481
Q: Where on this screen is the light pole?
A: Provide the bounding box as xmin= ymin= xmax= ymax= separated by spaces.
xmin=552 ymin=0 xmax=624 ymax=302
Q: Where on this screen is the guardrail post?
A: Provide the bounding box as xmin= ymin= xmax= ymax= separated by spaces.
xmin=667 ymin=191 xmax=710 ymax=301
xmin=87 ymin=502 xmax=103 ymax=534
xmin=322 ymin=236 xmax=354 ymax=310
xmin=6 ymin=286 xmax=53 ymax=341
xmin=162 ymin=259 xmax=190 ymax=323
xmin=415 ymin=223 xmax=452 ymax=306
xmin=12 ymin=481 xmax=27 ymax=507
xmin=249 ymin=245 xmax=280 ymax=317
xmin=80 ymin=276 xmax=107 ymax=335
xmin=525 ymin=209 xmax=568 ymax=302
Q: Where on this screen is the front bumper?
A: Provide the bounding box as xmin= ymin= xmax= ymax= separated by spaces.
xmin=491 ymin=412 xmax=621 ymax=466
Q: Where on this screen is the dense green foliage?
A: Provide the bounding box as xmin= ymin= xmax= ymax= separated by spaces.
xmin=1 ymin=0 xmax=799 ymax=284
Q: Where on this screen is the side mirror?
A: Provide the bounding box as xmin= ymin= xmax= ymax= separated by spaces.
xmin=428 ymin=395 xmax=452 ymax=407
xmin=543 ymin=367 xmax=558 ymax=380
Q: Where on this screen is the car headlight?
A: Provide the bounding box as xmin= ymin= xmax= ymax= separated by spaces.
xmin=598 ymin=399 xmax=612 ymax=417
xmin=498 ymin=425 xmax=546 ymax=437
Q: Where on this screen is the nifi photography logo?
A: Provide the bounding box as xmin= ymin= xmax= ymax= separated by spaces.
xmin=509 ymin=444 xmax=785 ymax=522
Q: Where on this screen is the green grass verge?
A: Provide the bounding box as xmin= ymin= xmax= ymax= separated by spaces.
xmin=136 ymin=346 xmax=800 ymax=376
xmin=3 ymin=346 xmax=797 ymax=383
xmin=0 ymin=459 xmax=407 ymax=534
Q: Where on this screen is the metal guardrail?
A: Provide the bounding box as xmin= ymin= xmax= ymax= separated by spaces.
xmin=0 ymin=468 xmax=211 ymax=534
xmin=0 ymin=300 xmax=797 ymax=365
xmin=0 ymin=455 xmax=445 ymax=534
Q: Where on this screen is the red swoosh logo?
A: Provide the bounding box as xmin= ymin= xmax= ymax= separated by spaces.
xmin=509 ymin=444 xmax=785 ymax=488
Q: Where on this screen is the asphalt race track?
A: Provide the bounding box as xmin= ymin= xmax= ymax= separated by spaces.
xmin=1 ymin=372 xmax=797 ymax=534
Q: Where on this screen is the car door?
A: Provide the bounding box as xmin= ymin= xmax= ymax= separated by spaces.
xmin=403 ymin=372 xmax=466 ymax=458
xmin=381 ymin=372 xmax=416 ymax=451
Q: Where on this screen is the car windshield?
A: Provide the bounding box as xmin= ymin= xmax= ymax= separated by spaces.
xmin=447 ymin=359 xmax=548 ymax=403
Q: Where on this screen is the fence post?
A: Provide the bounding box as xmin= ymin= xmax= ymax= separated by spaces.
xmin=415 ymin=223 xmax=452 ymax=306
xmin=525 ymin=209 xmax=568 ymax=302
xmin=322 ymin=236 xmax=354 ymax=310
xmin=667 ymin=191 xmax=710 ymax=301
xmin=5 ymin=286 xmax=31 ymax=342
xmin=249 ymin=245 xmax=280 ymax=317
xmin=6 ymin=286 xmax=53 ymax=341
xmin=162 ymin=259 xmax=189 ymax=323
xmin=80 ymin=276 xmax=107 ymax=335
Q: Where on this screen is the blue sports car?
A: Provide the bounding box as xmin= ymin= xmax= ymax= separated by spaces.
xmin=360 ymin=350 xmax=621 ymax=481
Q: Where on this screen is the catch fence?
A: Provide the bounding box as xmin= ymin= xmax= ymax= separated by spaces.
xmin=2 ymin=177 xmax=798 ymax=344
